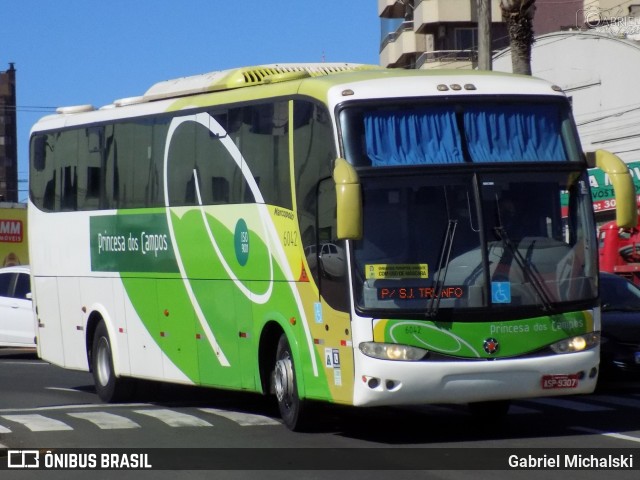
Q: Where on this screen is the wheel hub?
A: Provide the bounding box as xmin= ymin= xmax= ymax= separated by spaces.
xmin=274 ymin=356 xmax=293 ymax=403
xmin=95 ymin=338 xmax=111 ymax=387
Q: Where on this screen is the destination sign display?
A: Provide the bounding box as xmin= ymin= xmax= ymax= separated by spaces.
xmin=377 ymin=286 xmax=466 ymax=301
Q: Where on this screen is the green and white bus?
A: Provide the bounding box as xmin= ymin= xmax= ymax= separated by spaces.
xmin=29 ymin=64 xmax=636 ymax=430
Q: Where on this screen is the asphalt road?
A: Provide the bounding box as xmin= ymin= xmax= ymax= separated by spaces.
xmin=1 ymin=347 xmax=640 ymax=479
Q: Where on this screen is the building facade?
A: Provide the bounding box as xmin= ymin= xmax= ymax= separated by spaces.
xmin=378 ymin=0 xmax=609 ymax=70
xmin=0 ymin=64 xmax=18 ymax=202
xmin=379 ymin=0 xmax=509 ymax=69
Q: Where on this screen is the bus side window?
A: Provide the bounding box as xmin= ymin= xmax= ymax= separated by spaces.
xmin=77 ymin=127 xmax=104 ymax=210
xmin=57 ymin=130 xmax=79 ymax=211
xmin=211 ymin=177 xmax=230 ymax=204
xmin=240 ymin=103 xmax=291 ymax=209
xmin=317 ymin=178 xmax=349 ymax=312
xmin=30 ymin=133 xmax=59 ymax=212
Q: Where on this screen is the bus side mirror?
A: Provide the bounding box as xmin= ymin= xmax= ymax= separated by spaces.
xmin=592 ymin=150 xmax=638 ymax=229
xmin=333 ymin=158 xmax=363 ymax=240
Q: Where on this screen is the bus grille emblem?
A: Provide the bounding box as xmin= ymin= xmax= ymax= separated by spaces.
xmin=483 ymin=338 xmax=499 ymax=355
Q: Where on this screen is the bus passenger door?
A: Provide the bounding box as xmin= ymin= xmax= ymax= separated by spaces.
xmin=313 ymin=179 xmax=354 ymax=403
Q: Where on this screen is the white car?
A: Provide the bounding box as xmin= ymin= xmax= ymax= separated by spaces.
xmin=0 ymin=265 xmax=35 ymax=347
xmin=304 ymin=243 xmax=346 ymax=278
xmin=318 ymin=243 xmax=346 ymax=278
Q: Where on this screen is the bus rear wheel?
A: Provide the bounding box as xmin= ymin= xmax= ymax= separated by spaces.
xmin=273 ymin=334 xmax=307 ymax=431
xmin=91 ymin=321 xmax=134 ymax=402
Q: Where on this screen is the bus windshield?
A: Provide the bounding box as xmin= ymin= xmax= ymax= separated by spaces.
xmin=351 ymin=170 xmax=596 ymax=314
xmin=341 ymin=100 xmax=596 ymax=316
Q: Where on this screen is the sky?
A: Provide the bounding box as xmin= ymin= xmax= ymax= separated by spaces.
xmin=1 ymin=0 xmax=380 ymax=202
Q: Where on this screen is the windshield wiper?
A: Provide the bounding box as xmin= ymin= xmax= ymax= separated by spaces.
xmin=426 ymin=219 xmax=458 ymax=317
xmin=494 ymin=226 xmax=554 ymax=312
xmin=602 ymin=305 xmax=640 ymax=312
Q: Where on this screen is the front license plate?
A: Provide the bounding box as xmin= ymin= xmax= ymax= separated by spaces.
xmin=541 ymin=374 xmax=579 ymax=389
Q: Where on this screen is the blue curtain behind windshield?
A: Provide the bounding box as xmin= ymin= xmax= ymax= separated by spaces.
xmin=364 ymin=107 xmax=464 ymax=166
xmin=363 ymin=104 xmax=567 ymax=166
xmin=463 ymin=104 xmax=567 ymax=162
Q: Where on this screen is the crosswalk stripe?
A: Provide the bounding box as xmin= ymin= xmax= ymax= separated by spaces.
xmin=571 ymin=426 xmax=640 ymax=444
xmin=199 ymin=408 xmax=280 ymax=426
xmin=67 ymin=411 xmax=141 ymax=430
xmin=0 ymin=403 xmax=149 ymax=414
xmin=525 ymin=397 xmax=613 ymax=412
xmin=132 ymin=409 xmax=213 ymax=427
xmin=3 ymin=391 xmax=639 ymax=436
xmin=1 ymin=414 xmax=73 ymax=432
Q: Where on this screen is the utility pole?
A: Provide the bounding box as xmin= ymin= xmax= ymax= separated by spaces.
xmin=477 ymin=0 xmax=492 ymax=70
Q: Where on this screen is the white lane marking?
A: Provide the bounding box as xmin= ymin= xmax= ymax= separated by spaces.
xmin=1 ymin=414 xmax=73 ymax=432
xmin=589 ymin=394 xmax=640 ymax=409
xmin=1 ymin=361 xmax=46 ymax=366
xmin=133 ymin=408 xmax=213 ymax=427
xmin=45 ymin=387 xmax=86 ymax=393
xmin=0 ymin=403 xmax=148 ymax=414
xmin=526 ymin=397 xmax=613 ymax=412
xmin=572 ymin=426 xmax=640 ymax=444
xmin=0 ymin=424 xmax=11 ymax=433
xmin=199 ymin=408 xmax=280 ymax=426
xmin=67 ymin=411 xmax=141 ymax=430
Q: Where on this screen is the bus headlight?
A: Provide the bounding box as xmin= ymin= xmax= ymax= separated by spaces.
xmin=359 ymin=342 xmax=428 ymax=361
xmin=550 ymin=332 xmax=600 ymax=354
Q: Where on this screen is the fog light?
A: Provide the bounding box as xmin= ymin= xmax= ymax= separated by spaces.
xmin=386 ymin=380 xmax=399 ymax=390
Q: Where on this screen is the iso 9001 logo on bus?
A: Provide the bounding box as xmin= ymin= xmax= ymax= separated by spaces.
xmin=483 ymin=337 xmax=499 ymax=355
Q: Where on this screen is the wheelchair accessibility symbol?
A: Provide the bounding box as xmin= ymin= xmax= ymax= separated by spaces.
xmin=491 ymin=281 xmax=511 ymax=304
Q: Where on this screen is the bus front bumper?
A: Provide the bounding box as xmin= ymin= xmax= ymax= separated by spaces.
xmin=352 ymin=348 xmax=599 ymax=407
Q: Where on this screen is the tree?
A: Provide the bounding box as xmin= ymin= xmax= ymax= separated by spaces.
xmin=500 ymin=0 xmax=536 ymax=75
xmin=477 ymin=0 xmax=492 ymax=70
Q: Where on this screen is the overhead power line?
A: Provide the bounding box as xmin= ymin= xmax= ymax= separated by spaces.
xmin=0 ymin=105 xmax=57 ymax=113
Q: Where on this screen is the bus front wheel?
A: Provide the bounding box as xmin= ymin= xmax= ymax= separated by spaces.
xmin=91 ymin=321 xmax=134 ymax=402
xmin=273 ymin=334 xmax=307 ymax=431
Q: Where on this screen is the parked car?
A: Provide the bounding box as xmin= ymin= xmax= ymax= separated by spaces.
xmin=0 ymin=265 xmax=35 ymax=348
xmin=599 ymin=272 xmax=640 ymax=380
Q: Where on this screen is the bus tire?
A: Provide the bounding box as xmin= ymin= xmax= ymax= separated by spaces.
xmin=273 ymin=334 xmax=307 ymax=431
xmin=91 ymin=321 xmax=134 ymax=403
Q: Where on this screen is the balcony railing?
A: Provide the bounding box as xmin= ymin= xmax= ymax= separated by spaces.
xmin=380 ymin=21 xmax=414 ymax=52
xmin=416 ymin=49 xmax=478 ymax=68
